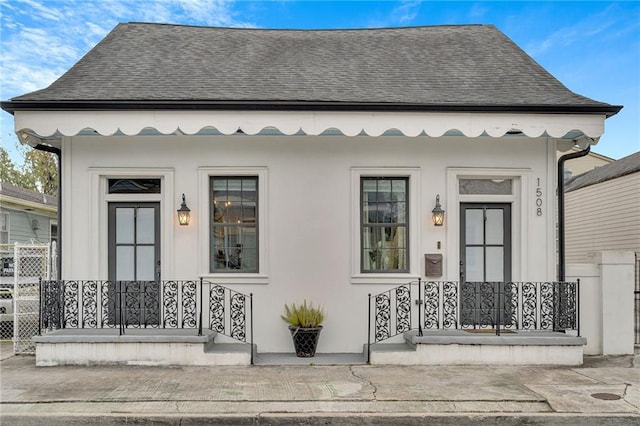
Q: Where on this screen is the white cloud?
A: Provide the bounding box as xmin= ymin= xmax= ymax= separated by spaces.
xmin=391 ymin=1 xmax=422 ymax=24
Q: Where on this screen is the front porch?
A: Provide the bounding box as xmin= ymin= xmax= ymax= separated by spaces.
xmin=33 ymin=278 xmax=584 ymax=366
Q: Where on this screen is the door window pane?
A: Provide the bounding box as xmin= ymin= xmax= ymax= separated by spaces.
xmin=361 ymin=177 xmax=408 ymax=272
xmin=136 ymin=246 xmax=155 ymax=281
xmin=136 ymin=208 xmax=155 ymax=244
xmin=465 ymin=209 xmax=483 ymax=245
xmin=485 ymin=209 xmax=504 ymax=245
xmin=116 ymin=246 xmax=134 ymax=281
xmin=486 ymin=247 xmax=504 ymax=282
xmin=116 ymin=208 xmax=134 ymax=244
xmin=465 ymin=247 xmax=484 ymax=282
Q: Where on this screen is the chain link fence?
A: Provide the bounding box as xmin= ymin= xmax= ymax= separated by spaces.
xmin=0 ymin=243 xmax=56 ymax=354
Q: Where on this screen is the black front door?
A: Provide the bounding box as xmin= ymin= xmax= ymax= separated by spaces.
xmin=108 ymin=202 xmax=160 ymax=326
xmin=460 ymin=203 xmax=512 ymax=327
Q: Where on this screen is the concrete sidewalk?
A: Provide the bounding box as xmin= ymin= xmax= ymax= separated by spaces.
xmin=1 ymin=346 xmax=639 ymax=425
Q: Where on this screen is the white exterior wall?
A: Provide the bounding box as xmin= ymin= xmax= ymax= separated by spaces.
xmin=61 ymin=134 xmax=557 ymax=353
xmin=565 ymin=173 xmax=640 ymax=263
xmin=568 ymin=251 xmax=636 ymax=355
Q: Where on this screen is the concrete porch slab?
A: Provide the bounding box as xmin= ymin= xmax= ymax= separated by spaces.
xmin=32 ymin=328 xmax=252 ymax=366
xmin=369 ymin=330 xmax=586 ymax=366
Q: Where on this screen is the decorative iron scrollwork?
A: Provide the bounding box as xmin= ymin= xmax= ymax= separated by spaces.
xmin=423 ymin=281 xmax=440 ymax=329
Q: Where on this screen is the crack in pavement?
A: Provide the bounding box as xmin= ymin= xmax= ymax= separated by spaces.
xmin=349 ymin=366 xmax=377 ymax=401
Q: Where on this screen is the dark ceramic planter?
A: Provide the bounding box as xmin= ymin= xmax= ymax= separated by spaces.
xmin=288 ymin=325 xmax=323 ymax=357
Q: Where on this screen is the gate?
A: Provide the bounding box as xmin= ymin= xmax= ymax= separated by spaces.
xmin=11 ymin=243 xmax=54 ymax=354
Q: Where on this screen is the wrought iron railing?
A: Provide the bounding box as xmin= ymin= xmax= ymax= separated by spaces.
xmin=39 ymin=279 xmax=253 ymax=354
xmin=368 ymin=279 xmax=580 ymax=362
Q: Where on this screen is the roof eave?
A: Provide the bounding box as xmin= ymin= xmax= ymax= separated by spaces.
xmin=0 ymin=100 xmax=624 ymax=118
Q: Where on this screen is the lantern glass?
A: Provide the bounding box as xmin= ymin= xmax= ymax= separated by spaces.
xmin=431 ymin=195 xmax=445 ymax=226
xmin=177 ymin=194 xmax=191 ymax=226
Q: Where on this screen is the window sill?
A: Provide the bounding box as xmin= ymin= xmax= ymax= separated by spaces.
xmin=199 ymin=274 xmax=269 ymax=285
xmin=350 ymin=274 xmax=420 ymax=285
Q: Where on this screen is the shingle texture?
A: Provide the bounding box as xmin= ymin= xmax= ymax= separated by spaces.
xmin=0 ymin=182 xmax=57 ymax=207
xmin=565 ymin=151 xmax=640 ymax=192
xmin=12 ymin=23 xmax=612 ymax=108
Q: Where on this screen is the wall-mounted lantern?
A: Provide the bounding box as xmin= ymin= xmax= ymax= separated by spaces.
xmin=431 ymin=195 xmax=445 ymax=226
xmin=177 ymin=194 xmax=191 ymax=226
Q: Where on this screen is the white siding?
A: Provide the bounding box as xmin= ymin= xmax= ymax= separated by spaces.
xmin=565 ymin=173 xmax=640 ymax=263
xmin=62 ymin=134 xmax=557 ymax=353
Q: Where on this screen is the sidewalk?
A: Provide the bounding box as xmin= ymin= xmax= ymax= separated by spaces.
xmin=1 ymin=346 xmax=639 ymax=425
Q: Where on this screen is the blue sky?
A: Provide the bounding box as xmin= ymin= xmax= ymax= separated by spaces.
xmin=1 ymin=0 xmax=638 ymax=164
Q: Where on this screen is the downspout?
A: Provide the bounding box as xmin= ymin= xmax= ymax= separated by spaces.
xmin=31 ymin=143 xmax=61 ymax=280
xmin=557 ymin=144 xmax=591 ymax=282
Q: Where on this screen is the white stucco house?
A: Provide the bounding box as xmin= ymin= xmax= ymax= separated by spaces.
xmin=1 ymin=23 xmax=622 ymax=365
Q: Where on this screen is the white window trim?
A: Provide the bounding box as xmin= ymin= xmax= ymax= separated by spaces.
xmin=351 ymin=167 xmax=421 ymax=285
xmin=89 ymin=168 xmax=175 ymax=281
xmin=446 ymin=167 xmax=531 ymax=282
xmin=0 ymin=211 xmax=9 ymax=246
xmin=198 ymin=167 xmax=269 ymax=285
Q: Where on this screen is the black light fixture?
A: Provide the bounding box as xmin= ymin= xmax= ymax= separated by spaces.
xmin=432 ymin=195 xmax=445 ymax=226
xmin=177 ymin=194 xmax=191 ymax=226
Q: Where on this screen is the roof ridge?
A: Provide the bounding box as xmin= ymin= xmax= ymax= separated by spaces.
xmin=121 ymin=22 xmax=493 ymax=31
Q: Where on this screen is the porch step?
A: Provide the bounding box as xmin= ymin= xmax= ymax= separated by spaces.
xmin=368 ymin=342 xmax=417 ymax=365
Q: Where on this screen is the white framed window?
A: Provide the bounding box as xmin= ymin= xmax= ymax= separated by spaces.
xmin=0 ymin=211 xmax=9 ymax=246
xmin=361 ymin=177 xmax=409 ymax=273
xmin=351 ymin=167 xmax=420 ymax=284
xmin=199 ymin=167 xmax=268 ymax=284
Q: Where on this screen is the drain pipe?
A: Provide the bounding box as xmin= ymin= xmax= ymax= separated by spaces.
xmin=30 ymin=143 xmax=62 ymax=280
xmin=557 ymin=144 xmax=591 ymax=282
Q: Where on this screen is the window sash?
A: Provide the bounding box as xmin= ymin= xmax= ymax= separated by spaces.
xmin=210 ymin=176 xmax=259 ymax=273
xmin=361 ymin=177 xmax=409 ymax=273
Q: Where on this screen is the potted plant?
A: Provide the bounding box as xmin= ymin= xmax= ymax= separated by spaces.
xmin=281 ymin=300 xmax=325 ymax=357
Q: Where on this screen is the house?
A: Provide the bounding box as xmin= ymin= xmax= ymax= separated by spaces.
xmin=0 ymin=182 xmax=57 ymax=340
xmin=1 ymin=23 xmax=622 ymax=365
xmin=557 ymin=148 xmax=614 ymax=184
xmin=0 ymin=182 xmax=57 ymax=278
xmin=564 ymin=151 xmax=640 ymax=263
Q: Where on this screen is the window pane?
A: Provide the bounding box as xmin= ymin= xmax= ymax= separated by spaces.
xmin=136 ymin=208 xmax=155 ymax=244
xmin=116 ymin=208 xmax=134 ymax=244
xmin=486 ymin=247 xmax=504 ymax=282
xmin=136 ymin=246 xmax=155 ymax=281
xmin=485 ymin=209 xmax=504 ymax=245
xmin=108 ymin=179 xmax=161 ymax=194
xmin=459 ymin=179 xmax=512 ymax=195
xmin=465 ymin=209 xmax=484 ymax=245
xmin=116 ymin=246 xmax=134 ymax=281
xmin=465 ymin=247 xmax=484 ymax=282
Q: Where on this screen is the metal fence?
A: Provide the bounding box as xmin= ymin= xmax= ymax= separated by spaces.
xmin=368 ymin=279 xmax=580 ymax=355
xmin=40 ymin=279 xmax=253 ymax=345
xmin=0 ymin=243 xmax=55 ymax=354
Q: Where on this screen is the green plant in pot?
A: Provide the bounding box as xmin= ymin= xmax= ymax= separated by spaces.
xmin=281 ymin=300 xmax=325 ymax=357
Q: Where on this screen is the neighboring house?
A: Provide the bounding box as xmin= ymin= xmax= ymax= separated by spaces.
xmin=1 ymin=24 xmax=621 ymax=358
xmin=557 ymin=148 xmax=614 ymax=184
xmin=564 ymin=151 xmax=640 ymax=263
xmin=0 ymin=181 xmax=57 ymax=268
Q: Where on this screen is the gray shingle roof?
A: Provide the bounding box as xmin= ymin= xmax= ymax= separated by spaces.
xmin=0 ymin=182 xmax=57 ymax=207
xmin=6 ymin=23 xmax=619 ymax=113
xmin=565 ymin=151 xmax=640 ymax=192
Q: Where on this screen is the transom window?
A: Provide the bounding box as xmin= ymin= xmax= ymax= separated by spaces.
xmin=210 ymin=177 xmax=258 ymax=272
xmin=361 ymin=177 xmax=408 ymax=273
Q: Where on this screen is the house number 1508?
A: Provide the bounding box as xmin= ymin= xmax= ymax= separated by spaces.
xmin=536 ymin=178 xmax=543 ymax=216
